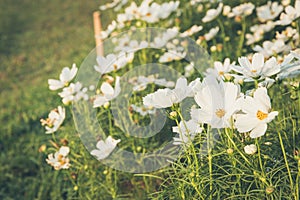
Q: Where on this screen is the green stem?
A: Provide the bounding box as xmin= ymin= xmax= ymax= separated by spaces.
xmin=277 ymin=130 xmax=294 ymax=192
xmin=255 ymin=138 xmax=265 ymax=177
xmin=224 ymin=129 xmax=251 ymax=165
xmin=237 ymin=17 xmax=246 ymax=57
xmin=207 ymin=126 xmax=213 ymax=199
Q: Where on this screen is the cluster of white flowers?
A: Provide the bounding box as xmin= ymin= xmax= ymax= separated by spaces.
xmin=42 ymin=0 xmax=300 ymax=170
xmin=99 ymin=0 xmax=128 ymax=12
xmin=128 ymin=74 xmax=175 ymax=92
xmin=100 ymin=1 xmax=179 ymax=39
xmin=93 ymin=76 xmax=121 ymax=108
xmin=48 ymin=64 xmax=89 ymax=105
xmin=94 ymin=52 xmax=134 ymax=74
xmin=144 ymin=75 xmax=278 ymax=145
xmin=130 ymin=104 xmax=156 ymax=116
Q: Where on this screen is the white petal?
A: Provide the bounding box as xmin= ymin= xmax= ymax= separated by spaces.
xmin=250 ymin=123 xmax=267 ymax=138
xmin=191 ymin=108 xmax=212 ymax=124
xmin=113 ymin=76 xmax=121 ymax=97
xmin=254 ymin=87 xmax=271 ymax=111
xmin=101 ymin=82 xmax=114 ymax=96
xmin=238 ymin=96 xmax=258 ymax=114
xmin=224 ymin=82 xmax=239 ymax=115
xmin=48 ymin=79 xmax=64 ymax=90
xmin=59 ymin=146 xmax=70 ymax=156
xmin=266 ymin=111 xmax=278 ymax=123
xmin=235 ymin=114 xmax=258 ymax=133
xmin=238 ymin=57 xmax=251 ymax=71
xmin=252 ymin=53 xmax=264 ymax=71
xmin=93 ymin=95 xmax=108 ymax=108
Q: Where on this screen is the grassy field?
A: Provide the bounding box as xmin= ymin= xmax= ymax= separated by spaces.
xmin=0 ymin=0 xmax=106 ymax=199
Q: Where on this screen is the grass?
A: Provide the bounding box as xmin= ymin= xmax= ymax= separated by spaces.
xmin=0 ymin=0 xmax=106 ymax=199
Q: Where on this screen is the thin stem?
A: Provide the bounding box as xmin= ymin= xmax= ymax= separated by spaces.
xmin=277 ymin=130 xmax=294 ymax=192
xmin=224 ymin=129 xmax=251 ymax=165
xmin=207 ymin=126 xmax=213 ymax=200
xmin=237 ymin=17 xmax=246 ymax=57
xmin=255 ymin=138 xmax=265 ymax=177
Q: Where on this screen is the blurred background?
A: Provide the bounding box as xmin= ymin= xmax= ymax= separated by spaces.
xmin=0 ymin=0 xmax=108 ymax=199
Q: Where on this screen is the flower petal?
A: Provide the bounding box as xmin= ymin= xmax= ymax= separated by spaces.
xmin=250 ymin=123 xmax=267 ymax=138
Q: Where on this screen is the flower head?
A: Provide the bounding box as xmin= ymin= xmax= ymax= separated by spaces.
xmin=232 ymin=53 xmax=281 ymax=81
xmin=256 ymin=1 xmax=283 ymax=22
xmin=58 ymin=82 xmax=88 ymax=105
xmin=46 ymin=146 xmax=70 ymax=170
xmin=91 ymin=136 xmax=121 ymax=160
xmin=48 ymin=64 xmax=78 ymax=90
xmin=235 ymin=87 xmax=278 ymax=138
xmin=172 ymin=120 xmax=202 ymax=145
xmin=205 ymin=58 xmax=235 ymax=80
xmin=41 ymin=106 xmax=65 ymax=134
xmin=143 ymin=77 xmax=192 ymax=108
xmin=244 ymin=144 xmax=257 ymax=155
xmin=93 ymin=76 xmax=121 ymax=108
xmin=191 ymin=76 xmax=240 ymax=128
xmin=202 ymin=3 xmax=223 ymax=23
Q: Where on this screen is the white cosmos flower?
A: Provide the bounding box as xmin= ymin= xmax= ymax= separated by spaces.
xmin=204 ymin=26 xmax=219 ymax=41
xmin=232 ymin=53 xmax=281 ymax=81
xmin=246 ymin=32 xmax=263 ymax=45
xmin=291 ymin=49 xmax=300 ymax=60
xmin=184 ymin=62 xmax=195 ymax=77
xmin=112 ymin=34 xmax=148 ymax=52
xmin=191 ymin=76 xmax=240 ymax=128
xmin=91 ymin=136 xmax=121 ymax=160
xmin=235 ymin=87 xmax=278 ymax=138
xmin=130 ymin=104 xmax=156 ymax=116
xmin=202 ymin=3 xmax=223 ymax=23
xmin=276 ymin=0 xmax=300 ymax=25
xmin=246 ymin=21 xmax=275 ymax=45
xmin=223 ymin=5 xmax=231 ymax=16
xmin=150 ymin=27 xmax=179 ymax=48
xmin=159 ymin=50 xmax=186 ymax=63
xmin=100 ymin=0 xmax=128 ymax=11
xmin=244 ymin=144 xmax=257 ymax=155
xmin=143 ymin=77 xmax=192 ymax=108
xmin=276 ymin=27 xmax=299 ymax=42
xmin=46 ymin=146 xmax=70 ymax=170
xmin=129 ymin=75 xmax=175 ymax=92
xmin=173 ymin=120 xmax=202 ymax=145
xmin=93 ymin=77 xmax=121 ymax=108
xmin=40 ymin=106 xmax=65 ymax=134
xmin=253 ymin=39 xmax=290 ymax=58
xmin=58 ymin=82 xmax=88 ymax=105
xmin=250 ymin=21 xmax=276 ymax=34
xmin=180 ymin=25 xmax=203 ymax=37
xmin=48 ymin=63 xmax=78 ymax=90
xmin=117 ymin=0 xmax=179 ymax=24
xmin=228 ymin=3 xmax=255 ymax=17
xmin=94 ymin=52 xmax=134 ymax=74
xmin=256 ymin=1 xmax=283 ymax=22
xmin=205 ymin=58 xmax=235 ymax=80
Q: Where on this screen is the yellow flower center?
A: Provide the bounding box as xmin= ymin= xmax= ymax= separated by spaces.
xmin=251 ymin=69 xmax=257 ymax=73
xmin=215 ymin=109 xmax=225 ymax=118
xmin=256 ymin=110 xmax=268 ymax=120
xmin=58 ymin=154 xmax=66 ymax=165
xmin=218 ymin=71 xmax=224 ymax=76
xmin=40 ymin=118 xmax=54 ymax=127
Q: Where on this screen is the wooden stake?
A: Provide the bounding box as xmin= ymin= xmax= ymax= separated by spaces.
xmin=93 ymin=11 xmax=104 ymax=56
